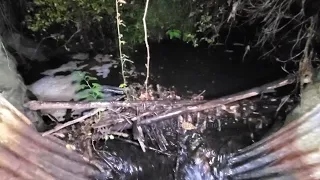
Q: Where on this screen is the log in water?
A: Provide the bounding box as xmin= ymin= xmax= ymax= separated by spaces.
xmin=223 ymin=104 xmax=320 ymax=180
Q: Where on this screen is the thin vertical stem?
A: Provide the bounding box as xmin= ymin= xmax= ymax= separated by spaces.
xmin=115 ymin=0 xmax=127 ymax=84
xmin=142 ymin=0 xmax=150 ymax=92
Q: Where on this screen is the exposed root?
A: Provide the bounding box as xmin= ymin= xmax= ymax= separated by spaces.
xmin=299 ymin=16 xmax=316 ymax=89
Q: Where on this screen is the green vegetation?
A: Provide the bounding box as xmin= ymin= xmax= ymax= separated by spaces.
xmin=23 ymin=0 xmax=317 ymax=89
xmin=166 ymin=29 xmax=182 ymax=40
xmin=25 ymin=0 xmax=114 ymax=32
xmin=24 ymin=0 xmax=217 ymax=47
xmin=73 ymin=71 xmax=104 ymax=101
xmin=23 ymin=0 xmax=223 ymax=88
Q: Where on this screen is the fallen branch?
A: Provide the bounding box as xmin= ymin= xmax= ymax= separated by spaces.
xmin=110 ymin=75 xmax=296 ymax=131
xmin=25 ymin=75 xmax=295 ymax=112
xmin=25 ymin=75 xmax=296 ymax=133
xmin=25 ymin=99 xmax=203 ymax=110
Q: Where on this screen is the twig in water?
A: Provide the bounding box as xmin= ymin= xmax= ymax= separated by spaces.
xmin=109 ymin=131 xmax=129 ymax=138
xmin=115 ymin=137 xmax=173 ymax=156
xmin=42 ymin=108 xmax=105 ymax=136
xmin=274 ymin=95 xmax=291 ymax=117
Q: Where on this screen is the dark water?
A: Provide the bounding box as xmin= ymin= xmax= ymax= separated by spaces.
xmin=130 ymin=40 xmax=288 ymax=98
xmin=92 ymin=93 xmax=296 ymax=180
xmin=18 ymin=39 xmax=288 ymax=97
xmin=90 ymin=41 xmax=296 ymax=179
xmin=17 ymin=40 xmax=296 ymax=179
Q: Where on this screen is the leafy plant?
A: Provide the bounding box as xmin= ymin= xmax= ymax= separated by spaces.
xmin=183 ymin=33 xmax=199 ymax=47
xmin=24 ymin=0 xmax=216 ymax=48
xmin=24 ymin=0 xmax=233 ymax=54
xmin=166 ymin=29 xmax=199 ymax=47
xmin=166 ymin=29 xmax=182 ymax=39
xmin=73 ymin=71 xmax=104 ymax=101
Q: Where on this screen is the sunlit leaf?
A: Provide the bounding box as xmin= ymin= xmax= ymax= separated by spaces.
xmin=76 ymin=84 xmax=87 ymax=91
xmin=119 ymin=83 xmax=127 ymax=88
xmin=92 ymin=83 xmax=102 ymax=88
xmin=86 ymin=76 xmax=98 ymax=81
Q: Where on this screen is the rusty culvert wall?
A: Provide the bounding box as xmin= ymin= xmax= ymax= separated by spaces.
xmin=0 ymin=95 xmax=101 ymax=180
xmin=0 ymin=36 xmax=106 ymax=179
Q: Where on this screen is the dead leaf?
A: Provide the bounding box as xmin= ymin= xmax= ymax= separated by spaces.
xmin=181 ymin=121 xmax=196 ymax=130
xmin=66 ymin=144 xmax=76 ymax=151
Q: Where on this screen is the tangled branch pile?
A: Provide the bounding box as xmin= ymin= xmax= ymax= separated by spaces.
xmin=23 ymin=75 xmax=296 ymax=153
